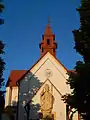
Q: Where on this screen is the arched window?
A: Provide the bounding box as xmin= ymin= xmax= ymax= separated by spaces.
xmin=47 ymin=39 xmax=50 ymax=45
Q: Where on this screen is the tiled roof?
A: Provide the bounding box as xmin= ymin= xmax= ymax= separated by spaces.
xmin=6 ymin=70 xmax=27 ymax=87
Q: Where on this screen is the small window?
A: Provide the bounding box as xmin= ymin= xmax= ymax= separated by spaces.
xmin=39 ymin=43 xmax=41 ymax=49
xmin=47 ymin=39 xmax=50 ymax=45
xmin=53 ymin=49 xmax=55 ymax=52
xmin=53 ymin=36 xmax=55 ymax=40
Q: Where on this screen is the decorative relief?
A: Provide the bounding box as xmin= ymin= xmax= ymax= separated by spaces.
xmin=40 ymin=84 xmax=54 ymax=119
xmin=45 ymin=69 xmax=53 ymax=78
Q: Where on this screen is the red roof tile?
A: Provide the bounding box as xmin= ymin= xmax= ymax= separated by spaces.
xmin=6 ymin=70 xmax=27 ymax=87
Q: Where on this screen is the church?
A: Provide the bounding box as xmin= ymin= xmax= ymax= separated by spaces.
xmin=4 ymin=21 xmax=79 ymax=120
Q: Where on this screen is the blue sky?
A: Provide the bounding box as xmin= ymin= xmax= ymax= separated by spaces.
xmin=0 ymin=0 xmax=82 ymax=84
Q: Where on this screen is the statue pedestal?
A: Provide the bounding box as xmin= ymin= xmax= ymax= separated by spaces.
xmin=39 ymin=112 xmax=54 ymax=120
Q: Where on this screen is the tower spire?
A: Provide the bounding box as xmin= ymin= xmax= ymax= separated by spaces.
xmin=48 ymin=16 xmax=51 ymax=25
xmin=39 ymin=20 xmax=57 ymax=57
xmin=44 ymin=17 xmax=52 ymax=35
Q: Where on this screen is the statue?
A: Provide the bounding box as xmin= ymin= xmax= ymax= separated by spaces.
xmin=40 ymin=84 xmax=54 ymax=119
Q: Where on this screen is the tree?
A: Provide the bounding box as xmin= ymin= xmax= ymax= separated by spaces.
xmin=0 ymin=0 xmax=4 ymax=25
xmin=0 ymin=0 xmax=5 ymax=119
xmin=62 ymin=0 xmax=90 ymax=120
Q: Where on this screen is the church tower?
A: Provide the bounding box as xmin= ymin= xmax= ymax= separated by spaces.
xmin=39 ymin=20 xmax=57 ymax=57
xmin=4 ymin=19 xmax=79 ymax=120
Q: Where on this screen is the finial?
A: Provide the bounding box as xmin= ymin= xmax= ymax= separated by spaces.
xmin=48 ymin=16 xmax=51 ymax=25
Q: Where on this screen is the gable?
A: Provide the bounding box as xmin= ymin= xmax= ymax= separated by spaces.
xmin=19 ymin=52 xmax=70 ymax=97
xmin=30 ymin=79 xmax=67 ymax=120
xmin=29 ymin=58 xmax=69 ymax=95
xmin=32 ymin=79 xmax=62 ymax=101
xmin=7 ymin=52 xmax=69 ymax=88
xmin=18 ymin=53 xmax=71 ymax=120
xmin=17 ymin=52 xmax=68 ymax=84
xmin=30 ymin=52 xmax=68 ymax=74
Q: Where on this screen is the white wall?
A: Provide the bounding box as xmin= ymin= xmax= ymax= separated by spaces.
xmin=18 ymin=53 xmax=76 ymax=120
xmin=5 ymin=86 xmax=18 ymax=107
xmin=11 ymin=87 xmax=18 ymax=106
xmin=5 ymin=87 xmax=12 ymax=107
xmin=32 ymin=80 xmax=67 ymax=120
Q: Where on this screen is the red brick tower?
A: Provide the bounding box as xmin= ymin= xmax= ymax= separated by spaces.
xmin=39 ymin=21 xmax=57 ymax=57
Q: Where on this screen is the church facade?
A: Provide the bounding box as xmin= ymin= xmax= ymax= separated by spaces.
xmin=5 ymin=22 xmax=79 ymax=120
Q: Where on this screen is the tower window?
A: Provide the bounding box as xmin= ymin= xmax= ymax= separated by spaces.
xmin=39 ymin=43 xmax=41 ymax=49
xmin=53 ymin=48 xmax=55 ymax=52
xmin=47 ymin=39 xmax=50 ymax=45
xmin=53 ymin=36 xmax=55 ymax=40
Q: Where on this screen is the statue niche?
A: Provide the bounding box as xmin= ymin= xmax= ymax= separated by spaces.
xmin=40 ymin=84 xmax=54 ymax=119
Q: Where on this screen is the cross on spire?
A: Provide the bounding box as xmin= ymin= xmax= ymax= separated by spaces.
xmin=48 ymin=16 xmax=51 ymax=25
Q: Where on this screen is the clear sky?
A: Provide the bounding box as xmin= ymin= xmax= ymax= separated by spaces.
xmin=0 ymin=0 xmax=82 ymax=84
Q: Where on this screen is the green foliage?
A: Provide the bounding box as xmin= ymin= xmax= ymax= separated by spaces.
xmin=62 ymin=0 xmax=90 ymax=120
xmin=5 ymin=106 xmax=16 ymax=120
xmin=0 ymin=41 xmax=5 ymax=88
xmin=0 ymin=41 xmax=5 ymax=119
xmin=72 ymin=0 xmax=90 ymax=62
xmin=0 ymin=0 xmax=4 ymax=25
xmin=0 ymin=0 xmax=5 ymax=119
